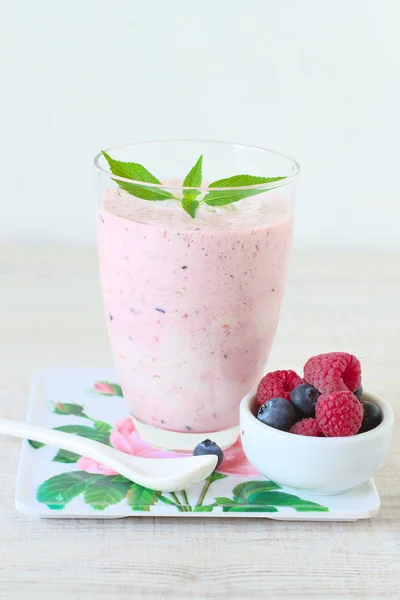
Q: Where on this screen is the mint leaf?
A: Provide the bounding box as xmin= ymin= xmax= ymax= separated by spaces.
xmin=181 ymin=155 xmax=203 ymax=218
xmin=116 ymin=180 xmax=174 ymax=201
xmin=182 ymin=155 xmax=203 ymax=201
xmin=204 ymin=175 xmax=286 ymax=207
xmin=102 ymin=151 xmax=162 ymax=184
xmin=102 ymin=150 xmax=174 ymax=202
xmin=182 ymin=199 xmax=199 ymax=219
xmin=209 ymin=175 xmax=284 ymax=188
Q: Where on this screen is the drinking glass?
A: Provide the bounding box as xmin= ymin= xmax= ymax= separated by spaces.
xmin=94 ymin=140 xmax=299 ymax=450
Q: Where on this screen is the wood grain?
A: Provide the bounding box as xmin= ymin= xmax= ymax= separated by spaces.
xmin=0 ymin=246 xmax=399 ymax=599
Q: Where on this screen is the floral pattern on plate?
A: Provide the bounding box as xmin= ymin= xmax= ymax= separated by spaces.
xmin=28 ymin=379 xmax=328 ymax=514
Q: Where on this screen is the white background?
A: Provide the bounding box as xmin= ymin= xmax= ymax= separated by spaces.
xmin=1 ymin=0 xmax=399 ymax=249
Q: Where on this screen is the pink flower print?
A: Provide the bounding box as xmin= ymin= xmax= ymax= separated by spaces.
xmin=93 ymin=381 xmax=115 ymax=395
xmin=76 ymin=455 xmax=116 ymax=476
xmin=77 ymin=417 xmax=181 ymax=475
xmin=216 ymin=437 xmax=259 ymax=477
xmin=114 ymin=416 xmax=135 ymax=437
xmin=110 ymin=417 xmax=182 ymax=459
xmin=77 ymin=415 xmax=258 ymax=478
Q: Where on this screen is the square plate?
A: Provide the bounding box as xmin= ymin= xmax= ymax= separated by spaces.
xmin=15 ymin=369 xmax=380 ymax=520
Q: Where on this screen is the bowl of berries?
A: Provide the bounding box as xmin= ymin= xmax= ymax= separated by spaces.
xmin=240 ymin=352 xmax=394 ymax=495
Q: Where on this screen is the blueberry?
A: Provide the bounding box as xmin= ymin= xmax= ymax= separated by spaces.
xmin=290 ymin=384 xmax=320 ymax=417
xmin=193 ymin=439 xmax=224 ymax=467
xmin=354 ymin=385 xmax=363 ymax=402
xmin=257 ymin=397 xmax=296 ymax=432
xmin=359 ymin=401 xmax=382 ymax=433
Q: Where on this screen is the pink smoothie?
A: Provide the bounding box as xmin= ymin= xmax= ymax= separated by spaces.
xmin=98 ymin=189 xmax=293 ymax=434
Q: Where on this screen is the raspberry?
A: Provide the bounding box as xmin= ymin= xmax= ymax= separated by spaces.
xmin=256 ymin=370 xmax=303 ymax=406
xmin=304 ymin=352 xmax=361 ymax=394
xmin=290 ymin=418 xmax=323 ymax=437
xmin=316 ymin=391 xmax=364 ymax=437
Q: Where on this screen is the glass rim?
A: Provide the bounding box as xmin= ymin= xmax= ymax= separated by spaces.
xmin=93 ymin=139 xmax=300 ymax=192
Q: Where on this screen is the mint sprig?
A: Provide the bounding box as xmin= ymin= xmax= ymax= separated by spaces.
xmin=101 ymin=151 xmax=286 ymax=218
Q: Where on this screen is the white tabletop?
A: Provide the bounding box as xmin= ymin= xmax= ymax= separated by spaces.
xmin=0 ymin=246 xmax=399 ymax=599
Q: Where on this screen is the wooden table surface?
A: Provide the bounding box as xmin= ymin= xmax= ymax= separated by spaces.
xmin=0 ymin=246 xmax=399 ymax=599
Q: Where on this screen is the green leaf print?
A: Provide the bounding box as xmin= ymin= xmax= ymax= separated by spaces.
xmin=193 ymin=504 xmax=216 ymax=512
xmin=28 ymin=421 xmax=111 ymax=459
xmin=209 ymin=472 xmax=228 ymax=484
xmin=28 ymin=439 xmax=45 ymax=449
xmin=93 ymin=420 xmax=113 ymax=435
xmin=214 ymin=497 xmax=279 ymax=513
xmin=127 ymin=483 xmax=161 ymax=512
xmin=195 ymin=471 xmax=228 ymax=510
xmin=232 ymin=480 xmax=281 ymax=503
xmin=109 ymin=383 xmax=124 ymax=397
xmin=37 ymin=471 xmax=100 ymax=509
xmin=53 ymin=449 xmax=81 ymax=463
xmin=155 ymin=494 xmax=178 ymax=507
xmin=53 ymin=424 xmax=111 ymax=445
xmin=248 ymin=491 xmax=329 ymax=512
xmin=52 ymin=402 xmax=88 ymax=417
xmin=83 ymin=475 xmax=132 ymax=510
xmin=214 ymin=480 xmax=329 ymax=513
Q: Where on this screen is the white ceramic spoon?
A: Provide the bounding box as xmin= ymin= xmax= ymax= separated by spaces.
xmin=0 ymin=418 xmax=217 ymax=492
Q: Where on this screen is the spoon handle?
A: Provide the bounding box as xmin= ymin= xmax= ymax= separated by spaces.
xmin=0 ymin=418 xmax=217 ymax=492
xmin=0 ymin=418 xmax=121 ymax=465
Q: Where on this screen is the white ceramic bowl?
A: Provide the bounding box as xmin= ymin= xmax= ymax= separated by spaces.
xmin=240 ymin=390 xmax=394 ymax=495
